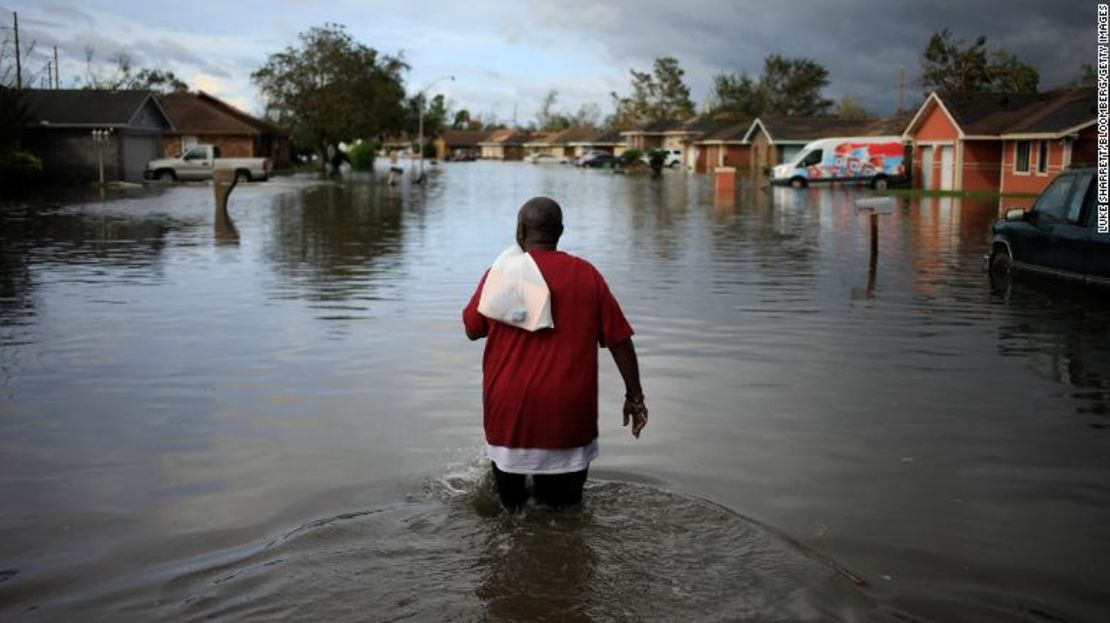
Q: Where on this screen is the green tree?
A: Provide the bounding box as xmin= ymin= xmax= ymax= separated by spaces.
xmin=835 ymin=95 xmax=873 ymax=120
xmin=536 ymin=89 xmax=571 ymax=131
xmin=451 ymin=108 xmax=471 ymax=129
xmin=712 ymin=55 xmax=832 ymax=117
xmin=1070 ymin=64 xmax=1097 ymax=87
xmin=347 ymin=139 xmax=376 ymax=171
xmin=710 ymin=71 xmax=764 ymax=118
xmin=760 ymin=55 xmax=832 ymax=116
xmin=608 ymin=57 xmax=695 ymax=129
xmin=252 ymin=24 xmax=408 ymax=171
xmin=919 ymin=28 xmax=1038 ymax=93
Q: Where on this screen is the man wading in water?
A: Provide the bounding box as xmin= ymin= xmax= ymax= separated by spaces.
xmin=463 ymin=196 xmax=647 ymax=512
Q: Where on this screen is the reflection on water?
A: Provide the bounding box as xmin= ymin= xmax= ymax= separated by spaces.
xmin=74 ymin=471 xmax=884 ymax=622
xmin=2 ymin=164 xmax=1110 ymax=621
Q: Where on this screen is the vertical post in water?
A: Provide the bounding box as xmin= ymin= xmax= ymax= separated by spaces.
xmin=867 ymin=212 xmax=879 ymax=295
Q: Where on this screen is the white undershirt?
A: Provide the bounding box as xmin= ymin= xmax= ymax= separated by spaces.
xmin=486 ymin=439 xmax=598 ymax=474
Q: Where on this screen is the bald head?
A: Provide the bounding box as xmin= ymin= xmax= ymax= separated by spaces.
xmin=516 ymin=196 xmax=564 ymax=249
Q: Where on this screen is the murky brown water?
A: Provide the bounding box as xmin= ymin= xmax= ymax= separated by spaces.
xmin=2 ymin=162 xmax=1109 ymax=621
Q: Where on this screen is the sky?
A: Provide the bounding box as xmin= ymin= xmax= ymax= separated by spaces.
xmin=0 ymin=0 xmax=1096 ymax=124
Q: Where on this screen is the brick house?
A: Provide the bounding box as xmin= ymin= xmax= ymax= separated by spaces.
xmin=620 ymin=119 xmax=681 ymax=152
xmin=158 ymin=91 xmax=290 ymax=168
xmin=998 ymin=89 xmax=1096 ymax=194
xmin=693 ymin=120 xmax=755 ymax=173
xmin=434 ymin=130 xmax=488 ymax=160
xmin=20 ymin=89 xmax=172 ymax=183
xmin=901 ymin=88 xmax=1094 ymax=193
xmin=478 ymin=129 xmax=531 ymax=160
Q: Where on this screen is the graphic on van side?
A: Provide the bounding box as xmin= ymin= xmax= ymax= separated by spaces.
xmin=800 ymin=142 xmax=905 ymax=180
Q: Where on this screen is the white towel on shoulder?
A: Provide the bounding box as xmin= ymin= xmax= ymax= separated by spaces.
xmin=477 ymin=245 xmax=554 ymax=332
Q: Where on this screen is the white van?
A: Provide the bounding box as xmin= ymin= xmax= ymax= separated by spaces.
xmin=770 ymin=136 xmax=907 ymax=189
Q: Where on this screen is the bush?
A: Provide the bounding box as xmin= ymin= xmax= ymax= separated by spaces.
xmin=0 ymin=149 xmax=42 ymax=184
xmin=618 ymin=148 xmax=642 ymax=165
xmin=348 ymin=140 xmax=377 ymax=171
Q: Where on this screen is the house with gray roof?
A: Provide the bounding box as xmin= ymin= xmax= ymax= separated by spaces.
xmin=20 ymin=89 xmax=173 ymax=183
xmin=902 ymin=88 xmax=1095 ymax=193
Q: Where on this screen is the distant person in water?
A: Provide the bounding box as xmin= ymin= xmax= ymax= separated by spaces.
xmin=462 ymin=196 xmax=647 ymax=512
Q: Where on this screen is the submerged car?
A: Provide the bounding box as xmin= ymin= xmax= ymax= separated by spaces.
xmin=525 ymin=153 xmax=560 ymax=165
xmin=987 ymin=167 xmax=1108 ymax=289
xmin=580 ymin=154 xmax=621 ymax=169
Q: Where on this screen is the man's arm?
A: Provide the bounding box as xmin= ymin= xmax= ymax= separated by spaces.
xmin=610 ymin=338 xmax=647 ymax=438
xmin=462 ymin=271 xmax=490 ymax=341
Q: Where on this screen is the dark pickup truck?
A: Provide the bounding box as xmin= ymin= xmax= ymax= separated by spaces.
xmin=988 ymin=168 xmax=1110 ymax=289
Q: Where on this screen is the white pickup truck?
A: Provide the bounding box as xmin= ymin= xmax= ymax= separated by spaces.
xmin=144 ymin=145 xmax=271 ymax=183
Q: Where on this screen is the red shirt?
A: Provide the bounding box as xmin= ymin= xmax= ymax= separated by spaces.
xmin=462 ymin=250 xmax=633 ymax=449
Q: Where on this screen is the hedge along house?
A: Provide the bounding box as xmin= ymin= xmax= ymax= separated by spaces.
xmin=693 ymin=119 xmax=755 ymax=174
xmin=742 ymin=116 xmax=886 ymax=176
xmin=21 ymin=89 xmax=172 ymax=183
xmin=997 ymin=89 xmax=1096 ymax=195
xmin=159 ymin=91 xmax=290 ymax=168
xmin=901 ymin=89 xmax=1094 ymax=193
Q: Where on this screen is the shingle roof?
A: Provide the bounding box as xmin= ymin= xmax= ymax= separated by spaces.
xmin=159 ymin=92 xmax=258 ymax=135
xmin=639 ymin=118 xmax=683 ymax=133
xmin=439 ymin=130 xmax=489 ymax=147
xmin=673 ymin=113 xmax=735 ymax=135
xmin=914 ymin=88 xmax=1095 ymax=137
xmin=589 ymin=130 xmax=624 ymax=144
xmin=754 ymin=116 xmax=902 ymax=142
xmin=21 ymin=88 xmax=169 ymax=128
xmin=937 ymin=91 xmax=1051 ymax=135
xmin=549 ymin=126 xmax=602 ymax=144
xmin=479 ymin=129 xmax=531 ymax=145
xmin=697 ymin=119 xmax=755 ymax=143
xmin=1001 ymin=88 xmax=1095 ymax=135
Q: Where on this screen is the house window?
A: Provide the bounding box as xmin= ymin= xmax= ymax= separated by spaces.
xmin=1015 ymin=141 xmax=1030 ymax=172
xmin=1037 ymin=141 xmax=1048 ymax=173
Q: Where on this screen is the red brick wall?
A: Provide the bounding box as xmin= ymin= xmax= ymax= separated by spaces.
xmin=163 ymin=134 xmax=254 ymax=158
xmin=961 ymin=140 xmax=1002 ymax=193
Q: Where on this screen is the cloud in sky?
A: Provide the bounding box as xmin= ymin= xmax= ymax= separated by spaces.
xmin=0 ymin=0 xmax=1094 ymax=123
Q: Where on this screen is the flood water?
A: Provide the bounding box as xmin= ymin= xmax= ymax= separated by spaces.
xmin=2 ymin=162 xmax=1110 ymax=622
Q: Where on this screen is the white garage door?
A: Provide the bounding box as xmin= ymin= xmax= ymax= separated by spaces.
xmin=939 ymin=146 xmax=954 ymax=190
xmin=920 ymin=146 xmax=933 ymax=189
xmin=121 ymin=134 xmax=161 ymax=183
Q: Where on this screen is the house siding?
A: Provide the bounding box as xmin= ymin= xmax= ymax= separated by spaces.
xmin=961 ymin=141 xmax=1002 ymax=193
xmin=699 ymin=144 xmax=751 ymax=173
xmin=1000 ymin=125 xmax=1096 ymax=194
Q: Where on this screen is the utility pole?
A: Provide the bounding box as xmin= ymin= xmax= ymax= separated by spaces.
xmin=897 ymin=68 xmax=906 ymax=113
xmin=54 ymin=46 xmax=60 ymax=88
xmin=13 ymin=12 xmax=21 ymax=89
